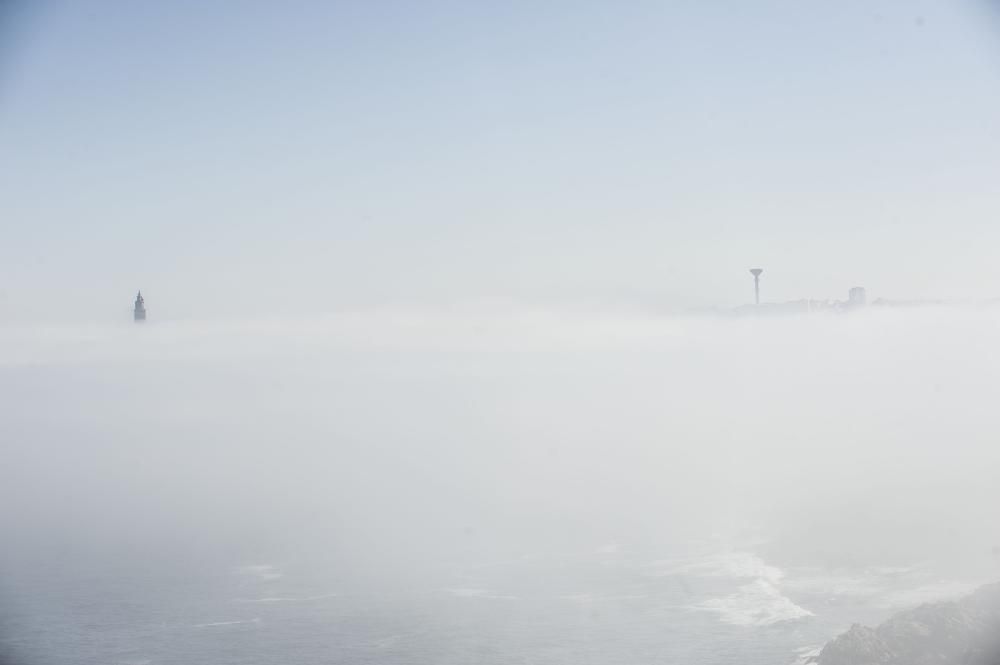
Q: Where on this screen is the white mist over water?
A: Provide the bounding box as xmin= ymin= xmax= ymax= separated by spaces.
xmin=2 ymin=305 xmax=1000 ymax=664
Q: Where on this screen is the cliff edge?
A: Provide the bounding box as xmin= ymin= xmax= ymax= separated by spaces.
xmin=815 ymin=582 xmax=1000 ymax=665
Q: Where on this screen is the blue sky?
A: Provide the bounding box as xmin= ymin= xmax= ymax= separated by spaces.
xmin=3 ymin=1 xmax=1000 ymax=321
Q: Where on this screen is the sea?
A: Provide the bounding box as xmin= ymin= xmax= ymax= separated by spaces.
xmin=0 ymin=542 xmax=988 ymax=665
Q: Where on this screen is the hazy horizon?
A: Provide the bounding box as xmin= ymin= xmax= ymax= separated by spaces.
xmin=4 ymin=1 xmax=1000 ymax=323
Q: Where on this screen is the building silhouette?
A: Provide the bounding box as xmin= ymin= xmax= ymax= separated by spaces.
xmin=133 ymin=291 xmax=146 ymax=322
xmin=727 ymin=283 xmax=871 ymax=316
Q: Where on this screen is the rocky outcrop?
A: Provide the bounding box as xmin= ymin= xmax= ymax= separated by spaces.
xmin=816 ymin=583 xmax=1000 ymax=665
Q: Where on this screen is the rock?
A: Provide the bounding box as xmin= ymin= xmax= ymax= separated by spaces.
xmin=816 ymin=583 xmax=1000 ymax=665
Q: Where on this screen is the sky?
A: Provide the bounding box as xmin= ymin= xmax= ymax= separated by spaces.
xmin=3 ymin=0 xmax=1000 ymax=322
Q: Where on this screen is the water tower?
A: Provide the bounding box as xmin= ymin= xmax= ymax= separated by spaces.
xmin=749 ymin=269 xmax=763 ymax=305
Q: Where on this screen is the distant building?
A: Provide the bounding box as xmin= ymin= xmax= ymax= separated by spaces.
xmin=848 ymin=287 xmax=867 ymax=307
xmin=134 ymin=291 xmax=146 ymax=322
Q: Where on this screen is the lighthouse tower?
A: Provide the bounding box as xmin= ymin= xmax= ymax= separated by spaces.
xmin=133 ymin=291 xmax=146 ymax=322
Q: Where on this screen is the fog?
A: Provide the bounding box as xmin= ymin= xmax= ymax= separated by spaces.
xmin=4 ymin=306 xmax=999 ymax=579
xmin=4 ymin=305 xmax=1000 ymax=662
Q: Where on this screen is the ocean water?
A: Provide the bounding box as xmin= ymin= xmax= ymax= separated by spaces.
xmin=0 ymin=545 xmax=985 ymax=665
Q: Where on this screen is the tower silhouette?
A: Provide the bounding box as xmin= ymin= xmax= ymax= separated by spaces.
xmin=749 ymin=269 xmax=763 ymax=305
xmin=133 ymin=291 xmax=146 ymax=322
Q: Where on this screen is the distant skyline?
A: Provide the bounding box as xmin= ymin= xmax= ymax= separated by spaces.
xmin=3 ymin=1 xmax=1000 ymax=322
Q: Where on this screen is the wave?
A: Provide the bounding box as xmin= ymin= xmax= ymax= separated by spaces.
xmin=558 ymin=592 xmax=595 ymax=603
xmin=693 ymin=578 xmax=814 ymax=627
xmin=234 ymin=593 xmax=340 ymax=603
xmin=233 ymin=564 xmax=283 ymax=581
xmin=659 ymin=550 xmax=813 ymax=626
xmin=779 ymin=562 xmax=977 ymax=610
xmin=445 ymin=587 xmax=517 ymax=600
xmin=649 ymin=551 xmax=785 ymax=584
xmin=663 ymin=550 xmax=975 ymax=627
xmin=790 ymin=645 xmax=823 ymax=665
xmin=194 ymin=618 xmax=261 ymax=628
xmin=373 ymin=634 xmax=406 ymax=649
